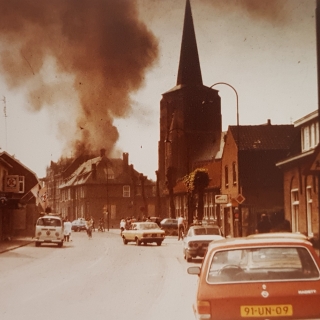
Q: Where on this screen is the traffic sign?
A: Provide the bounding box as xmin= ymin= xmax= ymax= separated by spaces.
xmin=215 ymin=194 xmax=228 ymax=204
xmin=236 ymin=194 xmax=245 ymax=204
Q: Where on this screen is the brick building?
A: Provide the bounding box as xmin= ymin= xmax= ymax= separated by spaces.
xmin=221 ymin=122 xmax=298 ymax=237
xmin=47 ymin=150 xmax=156 ymax=227
xmin=277 ymin=110 xmax=320 ymax=245
xmin=0 ymin=151 xmax=39 ymax=240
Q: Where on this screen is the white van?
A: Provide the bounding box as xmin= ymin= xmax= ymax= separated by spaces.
xmin=35 ymin=215 xmax=64 ymax=247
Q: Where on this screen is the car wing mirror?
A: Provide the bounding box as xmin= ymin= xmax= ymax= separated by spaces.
xmin=187 ymin=266 xmax=201 ymax=276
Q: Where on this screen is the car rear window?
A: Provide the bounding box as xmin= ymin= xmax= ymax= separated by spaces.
xmin=37 ymin=218 xmax=62 ymax=227
xmin=194 ymin=227 xmax=220 ymax=235
xmin=207 ymin=246 xmax=320 ymax=283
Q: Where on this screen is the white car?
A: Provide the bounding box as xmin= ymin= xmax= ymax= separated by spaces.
xmin=122 ymin=222 xmax=165 ymax=246
xmin=183 ymin=225 xmax=224 ymax=262
xmin=34 ymin=214 xmax=64 ymax=247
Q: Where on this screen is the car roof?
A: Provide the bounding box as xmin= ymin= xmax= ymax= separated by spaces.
xmin=38 ymin=215 xmax=62 ymax=220
xmin=191 ymin=225 xmax=219 ymax=229
xmin=207 ymin=232 xmax=312 ymax=251
xmin=134 ymin=221 xmax=158 ymax=224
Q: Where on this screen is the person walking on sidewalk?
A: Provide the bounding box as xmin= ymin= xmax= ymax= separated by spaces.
xmin=177 ymin=214 xmax=185 ymax=241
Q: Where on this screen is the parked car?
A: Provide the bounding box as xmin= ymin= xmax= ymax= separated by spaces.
xmin=187 ymin=232 xmax=320 ymax=320
xmin=183 ymin=225 xmax=224 ymax=262
xmin=160 ymin=218 xmax=178 ymax=235
xmin=122 ymin=221 xmax=165 ymax=246
xmin=149 ymin=216 xmax=161 ymax=226
xmin=34 ymin=214 xmax=64 ymax=247
xmin=71 ymin=219 xmax=87 ymax=232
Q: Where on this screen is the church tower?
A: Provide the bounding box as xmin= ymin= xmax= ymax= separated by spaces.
xmin=158 ymin=0 xmax=222 ymax=194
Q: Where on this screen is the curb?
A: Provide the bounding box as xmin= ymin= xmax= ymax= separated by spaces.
xmin=0 ymin=239 xmax=34 ymax=254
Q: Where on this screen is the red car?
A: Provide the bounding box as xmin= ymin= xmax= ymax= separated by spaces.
xmin=188 ymin=232 xmax=320 ymax=320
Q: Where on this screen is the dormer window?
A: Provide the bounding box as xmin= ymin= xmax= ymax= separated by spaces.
xmin=301 ymin=122 xmax=319 ymax=152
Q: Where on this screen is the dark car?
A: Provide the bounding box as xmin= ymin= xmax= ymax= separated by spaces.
xmin=160 ymin=218 xmax=178 ymax=235
xmin=71 ymin=219 xmax=87 ymax=232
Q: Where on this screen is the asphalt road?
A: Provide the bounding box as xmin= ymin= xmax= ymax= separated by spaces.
xmin=0 ymin=230 xmax=198 ymax=320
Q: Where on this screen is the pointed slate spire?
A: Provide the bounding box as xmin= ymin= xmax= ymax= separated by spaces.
xmin=177 ymin=0 xmax=203 ymax=86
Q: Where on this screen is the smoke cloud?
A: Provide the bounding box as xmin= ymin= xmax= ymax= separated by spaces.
xmin=0 ymin=0 xmax=158 ymax=157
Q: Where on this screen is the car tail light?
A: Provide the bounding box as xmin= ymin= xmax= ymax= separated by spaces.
xmin=196 ymin=300 xmax=211 ymax=319
xmin=189 ymin=242 xmax=199 ymax=248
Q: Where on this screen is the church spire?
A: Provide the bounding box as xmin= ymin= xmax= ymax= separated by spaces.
xmin=177 ymin=0 xmax=203 ymax=86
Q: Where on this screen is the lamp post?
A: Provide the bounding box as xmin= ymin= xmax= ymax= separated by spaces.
xmin=209 ymin=82 xmax=240 ymax=236
xmin=209 ymin=82 xmax=239 ymax=128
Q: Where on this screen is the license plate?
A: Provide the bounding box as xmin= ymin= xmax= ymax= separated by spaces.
xmin=240 ymin=305 xmax=293 ymax=317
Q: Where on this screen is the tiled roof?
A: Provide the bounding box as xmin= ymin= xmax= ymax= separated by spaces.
xmin=229 ymin=124 xmax=298 ymax=151
xmin=60 ymin=155 xmax=153 ymax=188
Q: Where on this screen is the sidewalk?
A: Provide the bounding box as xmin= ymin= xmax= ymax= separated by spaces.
xmin=0 ymin=237 xmax=34 ymax=254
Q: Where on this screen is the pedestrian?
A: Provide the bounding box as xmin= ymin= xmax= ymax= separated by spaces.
xmin=177 ymin=214 xmax=185 ymax=240
xmin=120 ymin=217 xmax=126 ymax=235
xmin=98 ymin=217 xmax=105 ymax=232
xmin=86 ymin=217 xmax=93 ymax=239
xmin=63 ymin=218 xmax=72 ymax=242
xmin=256 ymin=213 xmax=272 ymax=234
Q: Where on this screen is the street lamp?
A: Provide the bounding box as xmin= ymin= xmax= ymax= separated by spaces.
xmin=209 ymin=82 xmax=239 ymax=128
xmin=209 ymin=82 xmax=240 ymax=235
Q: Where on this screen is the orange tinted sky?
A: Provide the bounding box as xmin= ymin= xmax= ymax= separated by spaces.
xmin=0 ymin=0 xmax=317 ymax=180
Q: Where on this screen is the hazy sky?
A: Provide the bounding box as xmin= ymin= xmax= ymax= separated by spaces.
xmin=0 ymin=0 xmax=317 ymax=180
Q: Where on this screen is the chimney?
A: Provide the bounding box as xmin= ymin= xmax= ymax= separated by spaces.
xmin=91 ymin=163 xmax=97 ymax=180
xmin=123 ymin=152 xmax=129 ymax=172
xmin=267 ymin=119 xmax=271 ymax=125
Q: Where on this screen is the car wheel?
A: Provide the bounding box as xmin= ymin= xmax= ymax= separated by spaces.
xmin=143 ymin=242 xmax=147 ymax=246
xmin=123 ymin=237 xmax=128 ymax=245
xmin=156 ymin=241 xmax=162 ymax=246
xmin=35 ymin=241 xmax=40 ymax=247
xmin=136 ymin=238 xmax=141 ymax=246
xmin=58 ymin=242 xmax=63 ymax=248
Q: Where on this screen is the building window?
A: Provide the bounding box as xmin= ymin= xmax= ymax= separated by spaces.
xmin=301 ymin=122 xmax=319 ymax=152
xmin=302 ymin=126 xmax=310 ymax=151
xmin=224 ymin=165 xmax=229 ymax=188
xmin=209 ymin=193 xmax=214 ymax=220
xmin=204 ymin=193 xmax=208 ymax=220
xmin=291 ymin=189 xmax=299 ymax=232
xmin=232 ymin=162 xmax=237 ymax=185
xmin=123 ymin=185 xmax=130 ymax=197
xmin=18 ymin=176 xmax=25 ymax=193
xmin=183 ymin=195 xmax=188 ymax=217
xmin=175 ymin=197 xmax=182 ymax=217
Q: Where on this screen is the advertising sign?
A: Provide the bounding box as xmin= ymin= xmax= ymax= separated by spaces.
xmin=215 ymin=194 xmax=228 ymax=204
